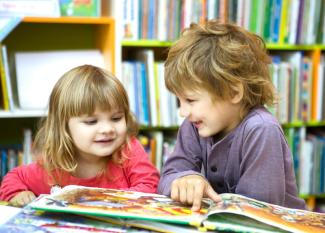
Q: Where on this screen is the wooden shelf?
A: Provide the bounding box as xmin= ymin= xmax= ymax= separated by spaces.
xmin=23 ymin=16 xmax=114 ymax=24
xmin=0 ymin=110 xmax=47 ymax=118
xmin=15 ymin=17 xmax=116 ymax=74
xmin=122 ymin=40 xmax=173 ymax=47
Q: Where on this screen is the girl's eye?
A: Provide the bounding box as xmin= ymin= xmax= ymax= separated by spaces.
xmin=112 ymin=116 xmax=123 ymax=122
xmin=83 ymin=119 xmax=97 ymax=125
xmin=186 ymin=98 xmax=195 ymax=103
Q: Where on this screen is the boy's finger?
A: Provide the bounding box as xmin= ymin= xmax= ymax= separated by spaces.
xmin=206 ymin=186 xmax=222 ymax=202
xmin=170 ymin=185 xmax=179 ymax=201
xmin=179 ymin=184 xmax=187 ymax=203
xmin=186 ymin=185 xmax=194 ymax=204
xmin=191 ymin=188 xmax=204 ymax=211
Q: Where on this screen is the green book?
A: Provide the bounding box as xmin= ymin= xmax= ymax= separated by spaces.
xmin=29 ymin=185 xmax=325 ymax=233
xmin=59 ymin=0 xmax=100 ymax=17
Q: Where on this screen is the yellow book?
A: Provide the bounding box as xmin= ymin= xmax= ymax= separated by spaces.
xmin=0 ymin=43 xmax=9 ymax=110
xmin=279 ymin=0 xmax=289 ymax=44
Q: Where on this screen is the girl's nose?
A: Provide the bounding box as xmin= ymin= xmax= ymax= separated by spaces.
xmin=99 ymin=121 xmax=114 ymax=134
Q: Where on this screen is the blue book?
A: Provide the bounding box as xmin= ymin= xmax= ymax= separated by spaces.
xmin=271 ymin=0 xmax=282 ymax=43
xmin=1 ymin=149 xmax=7 ymax=178
xmin=140 ymin=62 xmax=149 ymax=125
xmin=0 ymin=17 xmax=21 ymax=42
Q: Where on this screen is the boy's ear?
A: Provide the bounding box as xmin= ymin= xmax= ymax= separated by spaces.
xmin=230 ymin=83 xmax=244 ymax=104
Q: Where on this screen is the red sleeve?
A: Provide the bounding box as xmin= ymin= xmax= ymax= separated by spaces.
xmin=123 ymin=138 xmax=160 ymax=193
xmin=0 ymin=163 xmax=51 ymax=201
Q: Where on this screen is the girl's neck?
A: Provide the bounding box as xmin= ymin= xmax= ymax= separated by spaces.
xmin=73 ymin=158 xmax=107 ymax=179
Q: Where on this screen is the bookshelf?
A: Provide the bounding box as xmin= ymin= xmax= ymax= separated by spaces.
xmin=1 ymin=1 xmax=325 ymax=212
xmin=115 ymin=0 xmax=325 ymax=212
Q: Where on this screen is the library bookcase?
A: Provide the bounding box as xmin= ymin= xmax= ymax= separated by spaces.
xmin=116 ymin=0 xmax=325 ymax=212
xmin=1 ymin=0 xmax=325 ymax=212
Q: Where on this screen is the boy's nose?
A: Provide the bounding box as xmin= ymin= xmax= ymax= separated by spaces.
xmin=179 ymin=104 xmax=190 ymax=118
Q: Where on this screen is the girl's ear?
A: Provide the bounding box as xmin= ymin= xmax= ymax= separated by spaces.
xmin=230 ymin=83 xmax=244 ymax=104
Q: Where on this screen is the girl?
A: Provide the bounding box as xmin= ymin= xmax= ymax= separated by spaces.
xmin=158 ymin=20 xmax=306 ymax=211
xmin=0 ymin=65 xmax=159 ymax=206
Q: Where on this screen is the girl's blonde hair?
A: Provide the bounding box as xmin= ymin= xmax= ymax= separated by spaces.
xmin=165 ymin=20 xmax=275 ymax=115
xmin=34 ymin=65 xmax=138 ymax=185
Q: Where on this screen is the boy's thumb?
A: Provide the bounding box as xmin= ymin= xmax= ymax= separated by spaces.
xmin=206 ymin=186 xmax=222 ymax=202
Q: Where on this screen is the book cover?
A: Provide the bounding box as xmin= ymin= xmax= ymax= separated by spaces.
xmin=59 ymin=0 xmax=100 ymax=17
xmin=29 ymin=185 xmax=325 ymax=233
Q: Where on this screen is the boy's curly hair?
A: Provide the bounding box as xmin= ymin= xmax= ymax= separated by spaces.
xmin=165 ymin=20 xmax=276 ymax=116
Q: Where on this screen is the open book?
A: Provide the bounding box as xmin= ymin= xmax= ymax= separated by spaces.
xmin=0 ymin=206 xmax=127 ymax=233
xmin=29 ymin=185 xmax=325 ymax=233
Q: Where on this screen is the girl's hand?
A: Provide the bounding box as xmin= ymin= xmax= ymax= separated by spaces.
xmin=171 ymin=174 xmax=221 ymax=211
xmin=9 ymin=191 xmax=36 ymax=207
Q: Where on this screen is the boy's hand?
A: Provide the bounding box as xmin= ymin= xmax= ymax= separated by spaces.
xmin=9 ymin=191 xmax=36 ymax=207
xmin=171 ymin=174 xmax=221 ymax=211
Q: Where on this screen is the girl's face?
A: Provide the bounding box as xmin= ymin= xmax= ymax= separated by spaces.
xmin=177 ymin=89 xmax=242 ymax=139
xmin=68 ymin=107 xmax=127 ymax=162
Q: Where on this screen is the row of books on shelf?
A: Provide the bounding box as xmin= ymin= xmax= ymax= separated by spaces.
xmin=0 ymin=128 xmax=174 ymax=179
xmin=285 ymin=127 xmax=325 ymax=196
xmin=121 ymin=48 xmax=325 ymax=126
xmin=138 ymin=131 xmax=176 ymax=172
xmin=269 ymin=51 xmax=325 ymax=124
xmin=0 ymin=46 xmax=325 ymax=127
xmin=122 ymin=0 xmax=325 ymax=44
xmin=121 ymin=49 xmax=181 ymax=127
xmin=0 ymin=129 xmax=32 ymax=180
xmin=2 ymin=185 xmax=325 ymax=232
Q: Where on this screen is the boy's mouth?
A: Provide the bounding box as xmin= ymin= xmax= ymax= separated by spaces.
xmin=193 ymin=121 xmax=203 ymax=129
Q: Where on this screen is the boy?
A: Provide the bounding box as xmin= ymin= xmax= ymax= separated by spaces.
xmin=158 ymin=20 xmax=306 ymax=211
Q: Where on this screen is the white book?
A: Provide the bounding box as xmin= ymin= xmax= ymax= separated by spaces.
xmin=137 ymin=50 xmax=157 ymax=126
xmin=15 ymin=50 xmax=104 ymax=110
xmin=207 ymin=0 xmax=217 ymax=20
xmin=288 ymin=0 xmax=300 ymax=44
xmin=183 ymin=0 xmax=193 ymax=29
xmin=122 ymin=61 xmax=136 ymax=117
xmin=157 ymin=0 xmax=168 ymax=41
xmin=299 ymin=129 xmax=313 ymax=195
xmin=0 ymin=0 xmax=60 ymax=17
xmin=157 ymin=62 xmax=170 ymax=126
xmin=236 ymin=0 xmax=244 ymax=27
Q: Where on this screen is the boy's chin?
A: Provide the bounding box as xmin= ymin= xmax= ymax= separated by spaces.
xmin=198 ymin=130 xmax=214 ymax=138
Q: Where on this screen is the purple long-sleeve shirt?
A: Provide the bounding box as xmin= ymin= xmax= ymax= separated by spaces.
xmin=158 ymin=106 xmax=306 ymax=209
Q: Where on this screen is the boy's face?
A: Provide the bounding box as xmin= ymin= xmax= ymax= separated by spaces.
xmin=177 ymin=89 xmax=242 ymax=138
xmin=68 ymin=107 xmax=127 ymax=162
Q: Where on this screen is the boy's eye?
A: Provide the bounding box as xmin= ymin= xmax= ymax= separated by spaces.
xmin=186 ymin=98 xmax=195 ymax=103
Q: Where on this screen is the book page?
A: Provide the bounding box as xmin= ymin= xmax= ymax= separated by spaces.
xmin=29 ymin=185 xmax=209 ymax=226
xmin=0 ymin=205 xmax=21 ymax=224
xmin=205 ymin=193 xmax=325 ymax=233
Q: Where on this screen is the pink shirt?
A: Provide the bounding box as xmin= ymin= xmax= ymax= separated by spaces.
xmin=0 ymin=138 xmax=159 ymax=201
